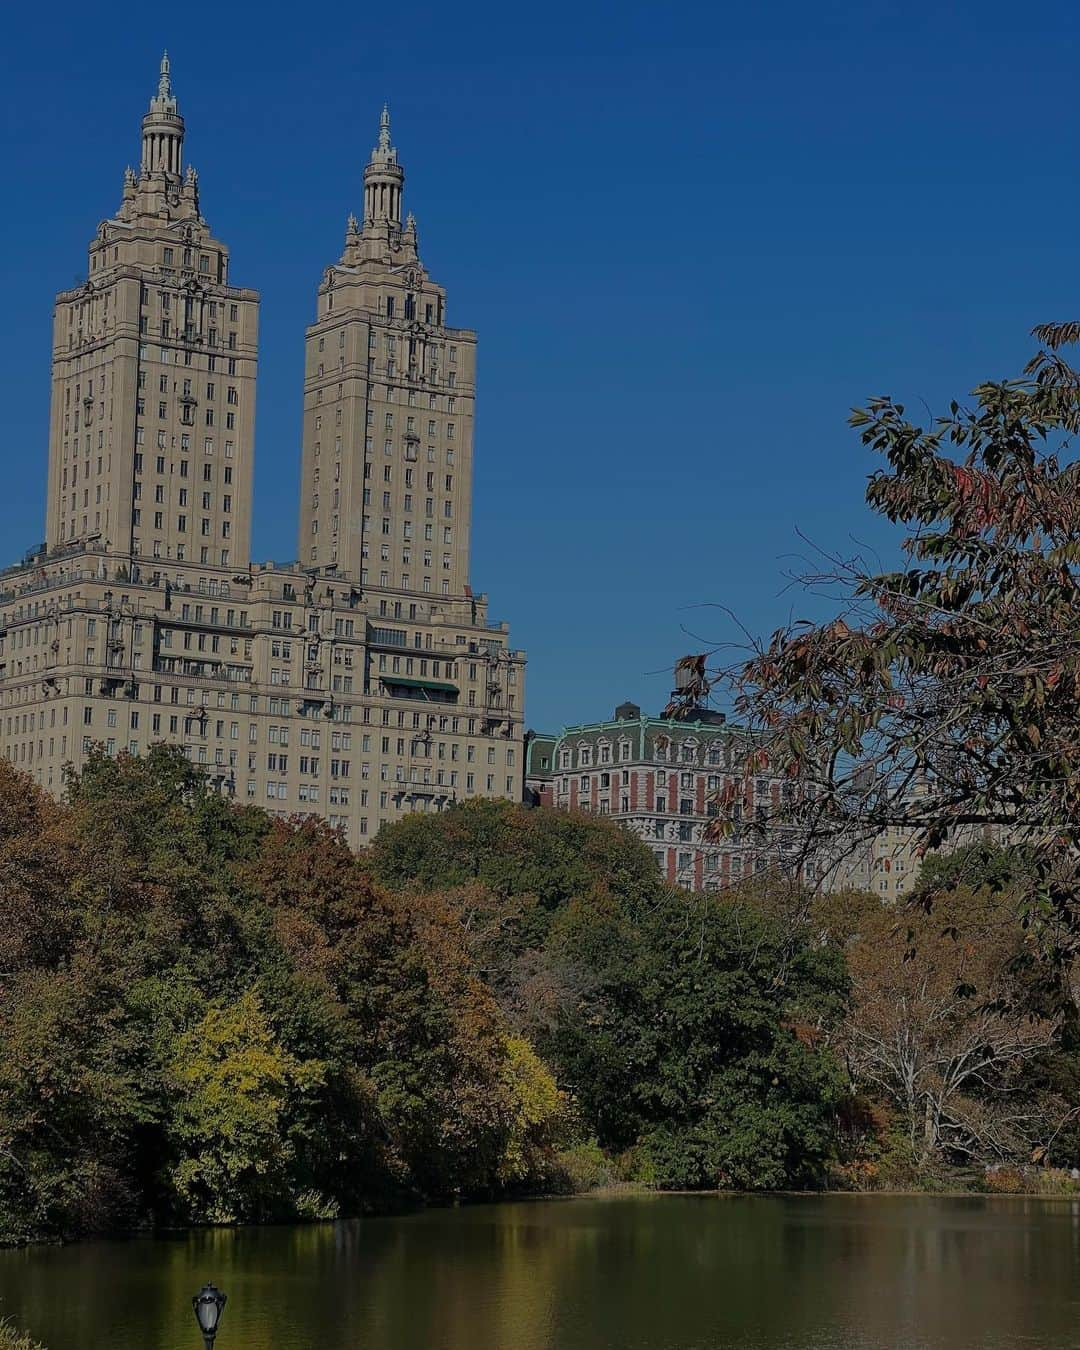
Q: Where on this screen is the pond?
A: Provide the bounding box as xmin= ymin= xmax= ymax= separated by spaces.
xmin=2 ymin=1194 xmax=1079 ymax=1349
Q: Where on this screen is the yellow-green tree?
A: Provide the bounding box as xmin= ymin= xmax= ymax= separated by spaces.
xmin=165 ymin=989 xmax=326 ymax=1223
xmin=498 ymin=1036 xmax=566 ymax=1186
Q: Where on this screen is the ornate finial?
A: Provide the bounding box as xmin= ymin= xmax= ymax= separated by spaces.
xmin=346 ymin=211 xmax=359 ymax=236
xmin=378 ymin=103 xmax=391 ymax=152
xmin=185 ymin=164 xmax=197 ymax=184
xmin=158 ymin=50 xmax=172 ymax=99
xmin=124 ymin=165 xmax=136 ymax=186
xmin=405 ymin=211 xmax=416 ymax=231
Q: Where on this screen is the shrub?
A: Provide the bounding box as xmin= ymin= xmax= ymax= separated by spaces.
xmin=982 ymin=1167 xmax=1025 ymax=1194
xmin=0 ymin=1321 xmax=46 ymax=1350
xmin=554 ymin=1139 xmax=621 ymax=1193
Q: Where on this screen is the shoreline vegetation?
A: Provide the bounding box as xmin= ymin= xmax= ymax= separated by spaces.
xmin=0 ymin=1324 xmax=46 ymax=1350
xmin=10 ymin=1179 xmax=1080 ymax=1256
xmin=12 ymin=1179 xmax=1080 ymax=1253
xmin=1 ymin=748 xmax=1078 ymax=1256
xmin=582 ymin=1175 xmax=1080 ymax=1199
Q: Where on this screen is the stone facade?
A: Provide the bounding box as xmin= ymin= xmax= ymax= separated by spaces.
xmin=816 ymin=824 xmax=924 ymax=900
xmin=46 ymin=54 xmax=258 ymax=568
xmin=297 ymin=109 xmax=474 ymax=596
xmin=0 ymin=57 xmax=525 ymax=843
xmin=815 ymin=780 xmax=1005 ymax=900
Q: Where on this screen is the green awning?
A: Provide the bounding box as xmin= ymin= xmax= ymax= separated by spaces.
xmin=382 ymin=676 xmax=459 ymax=694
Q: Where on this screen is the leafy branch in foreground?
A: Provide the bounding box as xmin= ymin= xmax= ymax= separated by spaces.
xmin=721 ymin=327 xmax=1080 ymax=955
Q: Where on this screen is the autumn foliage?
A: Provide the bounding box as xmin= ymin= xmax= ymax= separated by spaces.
xmin=0 ymin=755 xmax=857 ymax=1242
xmin=4 ymin=734 xmax=1071 ymax=1244
xmin=724 ymin=327 xmax=1080 ymax=957
xmin=0 ymin=750 xmax=567 ymax=1242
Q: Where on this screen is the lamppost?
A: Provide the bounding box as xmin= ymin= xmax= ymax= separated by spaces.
xmin=192 ymin=1283 xmax=227 ymax=1350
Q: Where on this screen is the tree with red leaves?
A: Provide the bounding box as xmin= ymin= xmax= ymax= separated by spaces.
xmin=726 ymin=325 xmax=1080 ymax=958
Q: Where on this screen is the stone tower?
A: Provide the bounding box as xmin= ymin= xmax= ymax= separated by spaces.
xmin=296 ymin=108 xmax=475 ymax=597
xmin=44 ymin=54 xmax=259 ymax=570
xmin=2 ymin=68 xmax=524 ymax=836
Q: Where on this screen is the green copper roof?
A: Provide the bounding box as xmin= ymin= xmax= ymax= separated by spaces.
xmin=555 ymin=714 xmax=741 ymax=740
xmin=525 ymin=731 xmax=559 ymax=775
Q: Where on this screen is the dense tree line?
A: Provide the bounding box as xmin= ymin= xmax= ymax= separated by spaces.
xmin=704 ymin=325 xmax=1080 ymax=1184
xmin=374 ymin=808 xmax=1080 ymax=1189
xmin=0 ymin=748 xmax=852 ymax=1244
xmin=816 ymin=851 xmax=1080 ymax=1186
xmin=0 ymin=749 xmax=568 ymax=1243
xmin=370 ymin=802 xmax=849 ymax=1190
xmin=1 ymin=744 xmax=1077 ymax=1247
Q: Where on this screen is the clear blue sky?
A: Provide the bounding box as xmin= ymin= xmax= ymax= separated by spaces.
xmin=1 ymin=1 xmax=1077 ymax=732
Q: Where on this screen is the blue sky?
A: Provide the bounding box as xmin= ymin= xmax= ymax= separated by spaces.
xmin=1 ymin=1 xmax=1077 ymax=732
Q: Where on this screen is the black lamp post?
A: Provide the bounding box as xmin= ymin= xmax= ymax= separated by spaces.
xmin=192 ymin=1283 xmax=227 ymax=1350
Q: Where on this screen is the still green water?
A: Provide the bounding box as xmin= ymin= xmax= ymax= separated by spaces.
xmin=2 ymin=1194 xmax=1079 ymax=1350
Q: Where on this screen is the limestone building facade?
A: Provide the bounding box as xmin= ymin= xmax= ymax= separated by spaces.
xmin=0 ymin=57 xmax=525 ymax=846
xmin=816 ymin=824 xmax=923 ymax=899
xmin=45 ymin=53 xmax=259 ymax=568
xmin=297 ymin=108 xmax=474 ymax=595
xmin=814 ymin=780 xmax=1006 ymax=900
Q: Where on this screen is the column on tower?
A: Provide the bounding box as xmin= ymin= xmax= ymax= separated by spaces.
xmin=140 ymin=51 xmax=184 ymax=178
xmin=363 ymin=105 xmax=405 ymax=230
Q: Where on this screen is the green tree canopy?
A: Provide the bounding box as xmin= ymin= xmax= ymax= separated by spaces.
xmin=0 ymin=749 xmax=558 ymax=1241
xmin=369 ymin=797 xmax=662 ymax=918
xmin=371 ymin=797 xmax=852 ymax=1191
xmin=545 ymin=891 xmax=848 ymax=1189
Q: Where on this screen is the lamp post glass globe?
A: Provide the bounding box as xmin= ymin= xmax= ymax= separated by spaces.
xmin=192 ymin=1283 xmax=227 ymax=1344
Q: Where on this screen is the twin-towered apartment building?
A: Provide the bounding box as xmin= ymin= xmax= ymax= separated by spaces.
xmin=1 ymin=56 xmax=525 ymax=842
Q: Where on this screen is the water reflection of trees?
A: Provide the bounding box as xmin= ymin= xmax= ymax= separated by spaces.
xmin=2 ymin=1197 xmax=1080 ymax=1349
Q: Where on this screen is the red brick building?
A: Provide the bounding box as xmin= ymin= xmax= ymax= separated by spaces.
xmin=525 ymin=702 xmax=802 ymax=891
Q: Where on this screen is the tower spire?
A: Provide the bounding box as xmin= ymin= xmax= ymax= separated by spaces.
xmin=363 ymin=104 xmax=404 ymax=231
xmin=140 ymin=48 xmax=184 ymax=177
